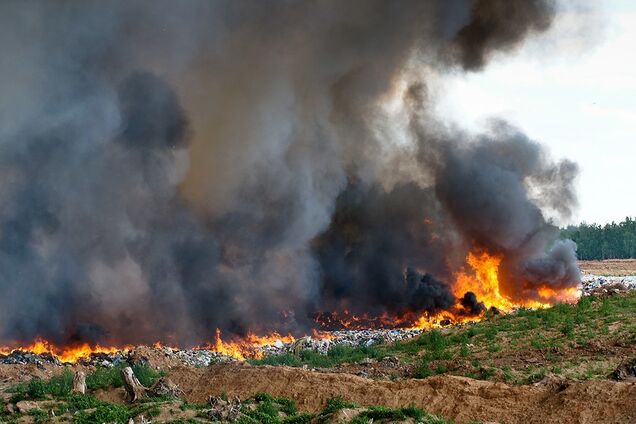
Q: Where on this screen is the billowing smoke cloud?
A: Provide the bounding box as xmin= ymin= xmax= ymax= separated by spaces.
xmin=0 ymin=0 xmax=581 ymax=347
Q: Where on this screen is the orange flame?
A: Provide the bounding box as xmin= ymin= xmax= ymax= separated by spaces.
xmin=210 ymin=328 xmax=296 ymax=360
xmin=453 ymin=250 xmax=580 ymax=312
xmin=315 ymin=250 xmax=581 ymax=331
xmin=0 ymin=339 xmax=134 ymax=363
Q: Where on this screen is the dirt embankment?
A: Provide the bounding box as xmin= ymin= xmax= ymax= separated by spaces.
xmin=168 ymin=363 xmax=636 ymax=424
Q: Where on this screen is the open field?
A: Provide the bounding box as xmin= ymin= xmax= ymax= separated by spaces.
xmin=579 ymin=259 xmax=636 ymax=276
xmin=2 ymin=291 xmax=636 ymax=423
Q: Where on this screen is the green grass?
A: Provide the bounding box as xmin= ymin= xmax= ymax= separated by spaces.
xmin=28 ymin=408 xmax=49 ymax=424
xmin=319 ymin=396 xmax=358 ymax=415
xmin=252 ymin=292 xmax=636 ymax=385
xmin=347 ymin=405 xmax=452 ymax=424
xmin=238 ymin=392 xmax=302 ymax=424
xmin=250 ymin=293 xmax=636 ymax=384
xmin=74 ymin=402 xmax=131 ymax=424
xmin=9 ymin=369 xmax=74 ymax=402
xmin=86 ymin=364 xmax=163 ymax=390
xmin=8 ymin=364 xmax=163 ymax=404
xmin=250 ymin=344 xmax=387 ymax=369
xmin=1 ymin=388 xmax=453 ymax=424
xmin=86 ymin=366 xmax=125 ymax=390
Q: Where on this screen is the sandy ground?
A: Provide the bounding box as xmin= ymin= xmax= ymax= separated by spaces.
xmin=579 ymin=259 xmax=636 ymax=276
xmin=167 ymin=363 xmax=636 ymax=424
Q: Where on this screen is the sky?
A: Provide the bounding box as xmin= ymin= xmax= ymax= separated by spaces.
xmin=437 ymin=0 xmax=635 ymax=226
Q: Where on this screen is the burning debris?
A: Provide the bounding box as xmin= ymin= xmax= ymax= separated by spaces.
xmin=0 ymin=329 xmax=430 ymax=367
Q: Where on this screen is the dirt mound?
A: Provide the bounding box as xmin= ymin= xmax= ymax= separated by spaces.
xmin=167 ymin=364 xmax=636 ymax=424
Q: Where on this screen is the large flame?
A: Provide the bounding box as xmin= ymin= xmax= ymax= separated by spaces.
xmin=454 ymin=251 xmax=579 ymax=312
xmin=314 ymin=249 xmax=580 ymax=331
xmin=209 ymin=329 xmax=296 ymax=360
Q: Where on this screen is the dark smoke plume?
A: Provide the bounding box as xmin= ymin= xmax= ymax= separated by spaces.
xmin=0 ymin=0 xmax=582 ymax=347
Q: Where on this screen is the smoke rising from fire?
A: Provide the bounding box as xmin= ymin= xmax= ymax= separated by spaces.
xmin=0 ymin=0 xmax=582 ymax=347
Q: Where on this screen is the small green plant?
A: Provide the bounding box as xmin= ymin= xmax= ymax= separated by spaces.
xmin=132 ymin=364 xmax=164 ymax=387
xmin=86 ymin=366 xmax=124 ymax=390
xmin=482 ymin=327 xmax=498 ymax=341
xmin=478 ymin=367 xmax=496 ymax=380
xmin=74 ymin=403 xmax=131 ymax=424
xmin=414 ymin=360 xmax=434 ymax=379
xmin=418 ymin=330 xmax=447 ymax=351
xmin=459 ymin=344 xmax=470 ymax=358
xmin=9 ymin=370 xmax=74 ymax=402
xmin=66 ymin=393 xmax=104 ymax=411
xmin=29 ymin=409 xmax=49 ymax=424
xmin=487 ymin=343 xmax=501 ymax=353
xmin=321 ymin=396 xmax=358 ymax=415
xmin=435 ymin=364 xmax=448 ymax=374
xmin=561 ymin=317 xmax=575 ymax=337
xmin=526 ymin=368 xmax=547 ymax=383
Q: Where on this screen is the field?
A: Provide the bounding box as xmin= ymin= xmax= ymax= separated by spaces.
xmin=1 ymin=261 xmax=636 ymax=423
xmin=579 ymin=259 xmax=636 ymax=276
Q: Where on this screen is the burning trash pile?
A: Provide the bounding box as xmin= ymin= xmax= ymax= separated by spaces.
xmin=0 ymin=329 xmax=425 ymax=368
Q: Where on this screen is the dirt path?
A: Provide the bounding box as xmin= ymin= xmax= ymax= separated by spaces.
xmin=169 ymin=364 xmax=636 ymax=424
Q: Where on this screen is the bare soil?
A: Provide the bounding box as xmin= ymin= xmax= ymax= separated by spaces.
xmin=579 ymin=259 xmax=636 ymax=276
xmin=166 ymin=363 xmax=636 ymax=424
xmin=4 ymin=362 xmax=636 ymax=423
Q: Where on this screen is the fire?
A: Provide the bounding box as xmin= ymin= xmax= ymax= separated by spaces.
xmin=453 ymin=251 xmax=521 ymax=311
xmin=453 ymin=250 xmax=580 ymax=312
xmin=0 ymin=331 xmax=297 ymax=363
xmin=211 ymin=328 xmax=296 ymax=360
xmin=0 ymin=251 xmax=580 ymax=362
xmin=0 ymin=339 xmax=134 ymax=363
xmin=315 ymin=249 xmax=581 ymax=332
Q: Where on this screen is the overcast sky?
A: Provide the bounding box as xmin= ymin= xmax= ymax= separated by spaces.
xmin=438 ymin=0 xmax=635 ymax=226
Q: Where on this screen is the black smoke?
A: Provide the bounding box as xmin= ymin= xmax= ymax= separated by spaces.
xmin=0 ymin=0 xmax=583 ymax=347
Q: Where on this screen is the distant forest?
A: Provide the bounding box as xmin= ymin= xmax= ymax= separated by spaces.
xmin=561 ymin=217 xmax=636 ymax=260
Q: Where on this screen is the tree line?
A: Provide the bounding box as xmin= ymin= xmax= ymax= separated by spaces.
xmin=561 ymin=217 xmax=636 ymax=260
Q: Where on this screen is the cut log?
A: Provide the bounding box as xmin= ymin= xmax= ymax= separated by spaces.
xmin=72 ymin=370 xmax=86 ymax=395
xmin=121 ymin=366 xmax=148 ymax=402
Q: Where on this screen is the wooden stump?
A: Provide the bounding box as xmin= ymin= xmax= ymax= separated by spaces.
xmin=72 ymin=371 xmax=86 ymax=395
xmin=149 ymin=377 xmax=184 ymax=399
xmin=121 ymin=367 xmax=148 ymax=402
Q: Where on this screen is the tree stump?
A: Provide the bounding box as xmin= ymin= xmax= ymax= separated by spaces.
xmin=149 ymin=377 xmax=184 ymax=399
xmin=72 ymin=371 xmax=86 ymax=395
xmin=121 ymin=367 xmax=148 ymax=402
